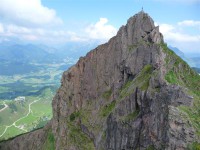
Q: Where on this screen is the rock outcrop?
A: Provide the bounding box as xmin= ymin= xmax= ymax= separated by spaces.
xmin=0 ymin=122 xmax=53 ymax=150
xmin=1 ymin=11 xmax=200 ymax=150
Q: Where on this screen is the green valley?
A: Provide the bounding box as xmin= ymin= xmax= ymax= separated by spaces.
xmin=0 ymin=61 xmax=73 ymax=141
xmin=0 ymin=86 xmax=54 ymax=140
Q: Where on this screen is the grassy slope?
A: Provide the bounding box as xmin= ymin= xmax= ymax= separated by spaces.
xmin=2 ymin=43 xmax=198 ymax=147
xmin=65 ymin=43 xmax=200 ymax=149
xmin=0 ymin=87 xmax=54 ymax=140
xmin=42 ymin=128 xmax=55 ymax=150
xmin=161 ymin=43 xmax=200 ymax=148
xmin=0 ymin=62 xmax=64 ymax=140
xmin=65 ymin=63 xmax=155 ymax=149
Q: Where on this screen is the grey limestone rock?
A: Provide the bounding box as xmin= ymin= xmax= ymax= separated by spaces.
xmin=0 ymin=11 xmax=199 ymax=150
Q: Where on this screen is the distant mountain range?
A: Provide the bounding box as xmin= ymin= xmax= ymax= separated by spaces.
xmin=168 ymin=45 xmax=200 ymax=70
xmin=2 ymin=11 xmax=199 ymax=150
xmin=0 ymin=41 xmax=99 ymax=75
xmin=0 ymin=41 xmax=198 ymax=75
xmin=0 ymin=43 xmax=60 ymax=75
xmin=192 ymin=67 xmax=200 ymax=73
xmin=0 ymin=43 xmax=62 ymax=63
xmin=58 ymin=41 xmax=99 ymax=59
xmin=0 ymin=41 xmax=99 ymax=62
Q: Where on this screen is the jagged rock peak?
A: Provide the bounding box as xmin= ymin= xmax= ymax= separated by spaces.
xmin=127 ymin=11 xmax=155 ymax=31
xmin=0 ymin=11 xmax=199 ymax=150
xmin=117 ymin=11 xmax=163 ymax=44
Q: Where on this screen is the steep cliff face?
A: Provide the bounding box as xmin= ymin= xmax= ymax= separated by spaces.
xmin=1 ymin=11 xmax=200 ymax=150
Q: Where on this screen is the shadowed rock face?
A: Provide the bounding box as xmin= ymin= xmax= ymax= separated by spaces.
xmin=0 ymin=11 xmax=199 ymax=150
xmin=0 ymin=122 xmax=52 ymax=150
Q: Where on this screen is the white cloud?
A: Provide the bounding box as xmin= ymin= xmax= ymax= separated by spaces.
xmin=178 ymin=20 xmax=200 ymax=27
xmin=164 ymin=32 xmax=200 ymax=42
xmin=0 ymin=22 xmax=88 ymax=43
xmin=67 ymin=31 xmax=87 ymax=42
xmin=7 ymin=24 xmax=32 ymax=34
xmin=0 ymin=17 xmax=117 ymax=44
xmin=0 ymin=0 xmax=67 ymax=43
xmin=0 ymin=23 xmax=4 ymax=33
xmin=159 ymin=24 xmax=175 ymax=33
xmin=85 ymin=18 xmax=117 ymax=40
xmin=158 ymin=22 xmax=200 ymax=53
xmin=159 ymin=23 xmax=200 ymax=42
xmin=0 ymin=2 xmax=117 ymax=43
xmin=0 ymin=0 xmax=62 ymax=27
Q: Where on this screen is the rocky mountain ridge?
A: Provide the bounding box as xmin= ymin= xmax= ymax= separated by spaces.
xmin=0 ymin=11 xmax=200 ymax=150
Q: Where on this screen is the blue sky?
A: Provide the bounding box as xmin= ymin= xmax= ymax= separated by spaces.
xmin=0 ymin=0 xmax=199 ymax=55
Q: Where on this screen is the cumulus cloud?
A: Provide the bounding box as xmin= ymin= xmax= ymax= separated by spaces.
xmin=7 ymin=24 xmax=32 ymax=35
xmin=0 ymin=16 xmax=117 ymax=44
xmin=178 ymin=20 xmax=200 ymax=27
xmin=0 ymin=0 xmax=62 ymax=27
xmin=0 ymin=22 xmax=88 ymax=44
xmin=0 ymin=1 xmax=116 ymax=43
xmin=164 ymin=32 xmax=199 ymax=42
xmin=85 ymin=18 xmax=117 ymax=40
xmin=67 ymin=31 xmax=87 ymax=42
xmin=0 ymin=0 xmax=67 ymax=43
xmin=159 ymin=23 xmax=200 ymax=42
xmin=158 ymin=21 xmax=200 ymax=53
xmin=159 ymin=24 xmax=175 ymax=33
